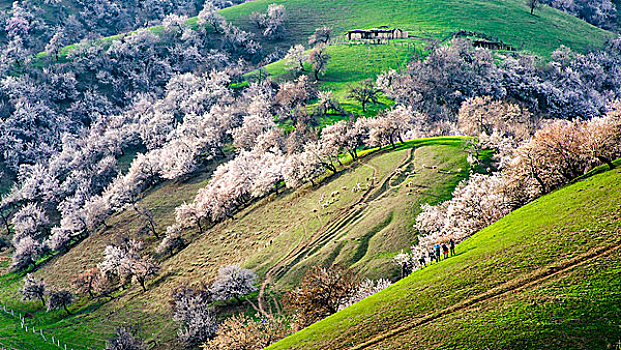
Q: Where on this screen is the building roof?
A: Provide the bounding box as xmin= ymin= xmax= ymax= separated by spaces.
xmin=347 ymin=27 xmax=402 ymax=34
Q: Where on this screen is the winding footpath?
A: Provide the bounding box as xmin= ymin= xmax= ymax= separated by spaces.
xmin=258 ymin=147 xmax=417 ymax=315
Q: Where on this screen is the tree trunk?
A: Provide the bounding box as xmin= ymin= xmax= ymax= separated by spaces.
xmin=531 ymin=170 xmax=548 ymax=194
xmin=598 ymin=156 xmax=615 ymax=170
xmin=348 ymin=150 xmax=356 ymax=161
xmin=140 ymin=280 xmax=147 ymax=293
xmin=196 ymin=217 xmax=204 ymax=234
xmin=0 ymin=214 xmax=10 ymax=235
xmin=274 ymin=183 xmax=280 ymax=195
xmin=149 ymin=222 xmax=158 ymax=238
xmin=325 ymin=163 xmax=337 ymax=173
xmin=314 ymin=69 xmax=319 ymax=81
xmin=63 ymin=305 xmax=72 ymax=315
xmin=361 ymin=100 xmax=366 ymax=112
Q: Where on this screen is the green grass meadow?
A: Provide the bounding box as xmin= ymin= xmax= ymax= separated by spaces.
xmin=267 ymin=166 xmax=621 ymax=349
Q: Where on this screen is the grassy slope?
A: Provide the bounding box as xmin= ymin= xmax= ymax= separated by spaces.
xmin=248 ymin=40 xmax=423 ymax=119
xmin=42 ymin=0 xmax=612 ymax=62
xmin=220 ymin=0 xmax=612 ymax=56
xmin=267 ymin=166 xmax=621 ymax=350
xmin=0 ymin=137 xmax=472 ymax=349
xmin=235 ymin=0 xmax=612 ymax=118
xmin=0 ymin=1 xmax=613 ymax=348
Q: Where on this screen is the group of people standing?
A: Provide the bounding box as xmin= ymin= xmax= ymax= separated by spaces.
xmin=418 ymin=238 xmax=455 ymax=267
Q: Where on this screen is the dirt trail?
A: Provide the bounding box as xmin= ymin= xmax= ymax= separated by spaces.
xmin=258 ymin=148 xmax=416 ymax=315
xmin=349 ymin=242 xmax=621 ymax=349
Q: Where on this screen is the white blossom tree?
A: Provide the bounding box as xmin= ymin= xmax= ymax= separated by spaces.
xmin=284 ymin=44 xmax=308 ymax=72
xmin=210 ymin=264 xmax=258 ymax=303
xmin=10 ymin=235 xmax=43 ymax=271
xmin=11 ymin=203 xmax=48 ymax=239
xmin=105 ymin=327 xmax=146 ymax=350
xmin=198 ymin=1 xmax=227 ymax=33
xmin=157 ymin=224 xmax=186 ymax=257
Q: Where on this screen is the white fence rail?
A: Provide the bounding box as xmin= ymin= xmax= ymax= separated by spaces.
xmin=1 ymin=303 xmax=79 ymax=350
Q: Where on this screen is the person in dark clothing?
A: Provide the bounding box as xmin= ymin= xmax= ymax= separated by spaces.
xmin=428 ymin=249 xmax=436 ymax=263
xmin=442 ymin=243 xmax=449 ymax=259
xmin=418 ymin=254 xmax=426 ymax=268
xmin=449 ymin=238 xmax=455 ymax=256
xmin=434 ymin=243 xmax=441 ymax=262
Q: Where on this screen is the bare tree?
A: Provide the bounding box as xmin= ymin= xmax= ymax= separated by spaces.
xmin=133 ymin=204 xmax=158 ymax=238
xmin=47 ymin=290 xmax=75 ymax=315
xmin=285 ymin=265 xmax=359 ymax=330
xmin=21 ymin=273 xmax=46 ymax=306
xmin=347 ymin=79 xmax=381 ymax=113
xmin=308 ymin=26 xmax=332 ymax=47
xmin=132 ymin=255 xmax=160 ymax=292
xmin=73 ymin=267 xmax=101 ymax=298
xmin=308 ymin=46 xmax=330 ymax=81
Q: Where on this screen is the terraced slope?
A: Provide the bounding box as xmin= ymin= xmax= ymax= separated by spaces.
xmin=267 ymin=166 xmax=621 ymax=350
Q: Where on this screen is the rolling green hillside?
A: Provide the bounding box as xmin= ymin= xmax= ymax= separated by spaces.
xmin=1 ymin=1 xmax=617 ymax=349
xmin=220 ymin=0 xmax=613 ymax=56
xmin=267 ymin=165 xmax=621 ymax=350
xmin=42 ymin=0 xmax=613 ymax=63
xmin=0 ymin=137 xmax=475 ymax=349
